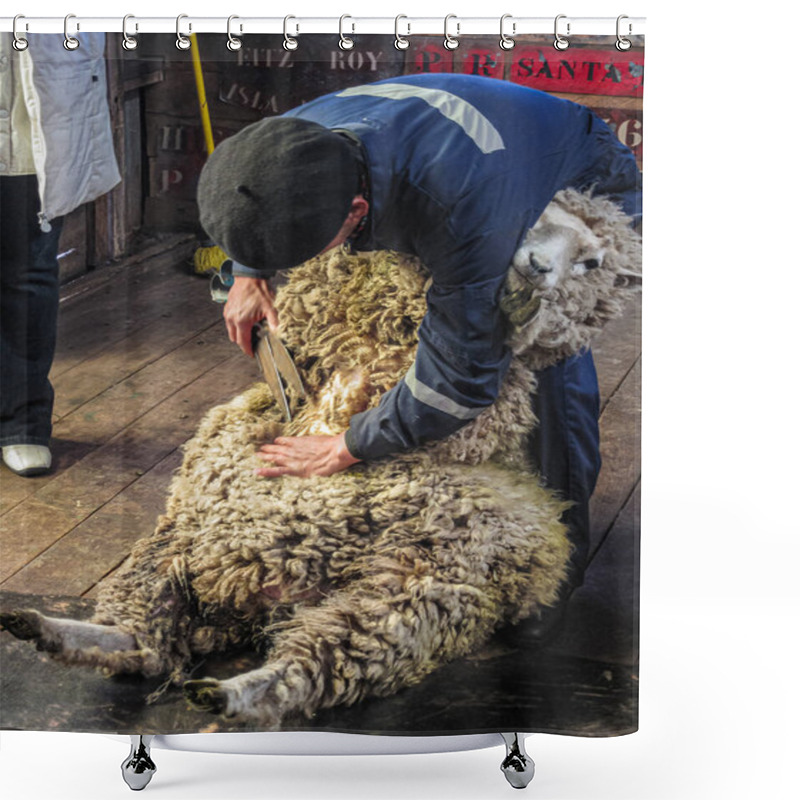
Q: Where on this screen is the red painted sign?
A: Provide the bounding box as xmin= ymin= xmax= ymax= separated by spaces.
xmin=406 ymin=41 xmax=455 ymax=74
xmin=595 ymin=107 xmax=643 ymax=167
xmin=511 ymin=46 xmax=644 ymax=97
xmin=456 ymin=47 xmax=507 ymax=80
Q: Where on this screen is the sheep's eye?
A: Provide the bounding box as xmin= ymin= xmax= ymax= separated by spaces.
xmin=583 ymin=259 xmax=600 ymax=270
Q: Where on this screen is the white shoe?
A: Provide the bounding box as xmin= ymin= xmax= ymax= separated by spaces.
xmin=2 ymin=445 xmax=52 ymax=476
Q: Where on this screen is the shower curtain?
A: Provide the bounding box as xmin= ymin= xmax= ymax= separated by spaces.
xmin=0 ymin=26 xmax=643 ymax=739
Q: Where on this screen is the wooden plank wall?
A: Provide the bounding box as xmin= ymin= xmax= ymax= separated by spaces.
xmin=135 ymin=34 xmax=643 ymax=233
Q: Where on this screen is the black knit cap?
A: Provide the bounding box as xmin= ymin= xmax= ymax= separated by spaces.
xmin=197 ymin=117 xmax=361 ymax=274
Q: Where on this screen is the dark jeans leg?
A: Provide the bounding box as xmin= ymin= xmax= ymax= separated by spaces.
xmin=529 ymin=350 xmax=602 ymax=589
xmin=0 ymin=175 xmax=64 ymax=446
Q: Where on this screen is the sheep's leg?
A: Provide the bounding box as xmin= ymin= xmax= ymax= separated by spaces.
xmin=184 ymin=668 xmax=287 ymax=727
xmin=87 ymin=525 xmax=223 ymax=678
xmin=0 ymin=524 xmax=207 ymax=678
xmin=0 ymin=608 xmax=163 ymax=674
xmin=184 ymin=571 xmax=501 ymax=727
xmin=0 ymin=608 xmax=135 ymax=652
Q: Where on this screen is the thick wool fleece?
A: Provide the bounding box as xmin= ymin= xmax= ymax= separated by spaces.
xmin=85 ymin=190 xmax=640 ymax=725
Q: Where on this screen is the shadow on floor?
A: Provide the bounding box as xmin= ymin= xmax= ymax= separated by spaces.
xmin=0 ymin=579 xmax=637 ymax=737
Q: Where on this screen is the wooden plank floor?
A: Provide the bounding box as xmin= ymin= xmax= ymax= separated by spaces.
xmin=0 ymin=250 xmax=641 ymax=601
xmin=0 ymin=589 xmax=637 ymax=735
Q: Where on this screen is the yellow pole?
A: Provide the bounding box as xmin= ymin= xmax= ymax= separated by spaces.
xmin=190 ymin=33 xmax=216 ymax=155
xmin=189 ymin=32 xmax=228 ymax=273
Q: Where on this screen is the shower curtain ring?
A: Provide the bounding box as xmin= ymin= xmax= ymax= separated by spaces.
xmin=499 ymin=14 xmax=515 ymax=50
xmin=339 ymin=15 xmax=354 ymax=50
xmin=122 ymin=15 xmax=138 ymax=50
xmin=444 ymin=14 xmax=459 ymax=51
xmin=554 ymin=14 xmax=570 ymax=51
xmin=283 ymin=16 xmax=298 ymax=51
xmin=227 ymin=15 xmax=242 ymax=51
xmin=176 ymin=14 xmax=191 ymax=50
xmin=394 ymin=15 xmax=410 ymax=50
xmin=12 ymin=15 xmax=28 ymax=51
xmin=64 ymin=13 xmax=80 ymax=50
xmin=616 ymin=15 xmax=632 ymax=51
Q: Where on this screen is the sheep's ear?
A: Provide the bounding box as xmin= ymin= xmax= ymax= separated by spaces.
xmin=613 ymin=267 xmax=642 ymax=288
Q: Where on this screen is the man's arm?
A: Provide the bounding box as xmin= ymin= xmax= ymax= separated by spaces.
xmin=573 ymin=112 xmax=642 ymax=224
xmin=345 ymin=271 xmax=513 ymax=461
xmin=254 ymin=265 xmax=512 ymax=477
xmin=254 ymin=292 xmax=508 ymax=477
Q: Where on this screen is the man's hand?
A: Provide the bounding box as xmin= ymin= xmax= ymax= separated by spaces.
xmin=224 ymin=276 xmax=279 ymax=357
xmin=255 ymin=432 xmax=360 ymax=478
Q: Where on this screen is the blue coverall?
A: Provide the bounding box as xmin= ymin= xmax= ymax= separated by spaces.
xmin=236 ymin=73 xmax=642 ymax=586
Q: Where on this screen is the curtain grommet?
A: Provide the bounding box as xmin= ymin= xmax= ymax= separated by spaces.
xmin=394 ymin=15 xmax=410 ymax=50
xmin=616 ymin=15 xmax=632 ymax=51
xmin=12 ymin=14 xmax=28 ymax=51
xmin=64 ymin=13 xmax=80 ymax=50
xmin=339 ymin=15 xmax=355 ymax=50
xmin=499 ymin=14 xmax=515 ymax=50
xmin=554 ymin=14 xmax=570 ymax=51
xmin=444 ymin=14 xmax=459 ymax=51
xmin=121 ymin=14 xmax=138 ymax=51
xmin=227 ymin=15 xmax=242 ymax=51
xmin=176 ymin=14 xmax=191 ymax=50
xmin=283 ymin=15 xmax=298 ymax=51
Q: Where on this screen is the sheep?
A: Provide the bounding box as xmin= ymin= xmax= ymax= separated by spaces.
xmin=0 ymin=189 xmax=641 ymax=728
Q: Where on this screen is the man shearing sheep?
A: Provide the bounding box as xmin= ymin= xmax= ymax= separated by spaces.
xmin=196 ymin=73 xmax=641 ymax=639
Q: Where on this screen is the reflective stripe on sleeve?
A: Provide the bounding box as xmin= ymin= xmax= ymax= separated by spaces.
xmin=403 ymin=363 xmax=485 ymax=421
xmin=337 ymin=83 xmax=505 ymax=154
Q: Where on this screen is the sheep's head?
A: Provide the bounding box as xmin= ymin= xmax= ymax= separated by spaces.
xmin=510 ymin=202 xmax=608 ymax=291
xmin=503 ymin=189 xmax=641 ymax=368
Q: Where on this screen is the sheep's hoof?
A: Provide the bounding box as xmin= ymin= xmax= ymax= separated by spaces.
xmin=184 ymin=679 xmax=230 ymax=716
xmin=0 ymin=609 xmax=59 ymax=652
xmin=500 ymin=733 xmax=535 ymax=789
